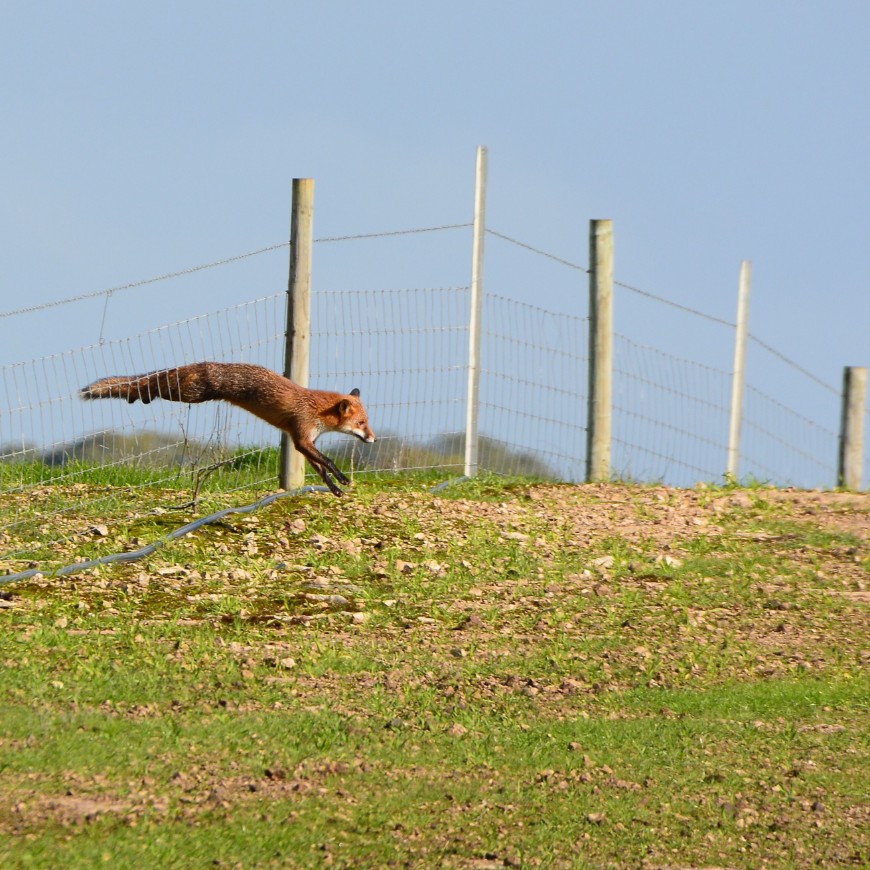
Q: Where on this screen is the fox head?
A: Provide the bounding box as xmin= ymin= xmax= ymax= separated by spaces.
xmin=336 ymin=388 xmax=376 ymax=444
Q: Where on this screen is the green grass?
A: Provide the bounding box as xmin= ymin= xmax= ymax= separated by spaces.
xmin=0 ymin=456 xmax=454 ymax=577
xmin=0 ymin=476 xmax=868 ymax=867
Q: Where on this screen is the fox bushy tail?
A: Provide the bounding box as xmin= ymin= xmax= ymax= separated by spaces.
xmin=81 ymin=362 xmax=263 ymax=405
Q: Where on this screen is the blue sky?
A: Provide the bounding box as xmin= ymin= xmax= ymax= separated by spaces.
xmin=1 ymin=2 xmax=868 ymax=481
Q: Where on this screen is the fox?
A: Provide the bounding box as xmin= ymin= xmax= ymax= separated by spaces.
xmin=80 ymin=361 xmax=375 ymax=496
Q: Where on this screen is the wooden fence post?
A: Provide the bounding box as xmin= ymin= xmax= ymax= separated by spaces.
xmin=464 ymin=145 xmax=487 ymax=478
xmin=838 ymin=366 xmax=867 ymax=490
xmin=586 ymin=219 xmax=613 ymax=483
xmin=279 ymin=178 xmax=314 ymax=490
xmin=727 ymin=260 xmax=752 ymax=481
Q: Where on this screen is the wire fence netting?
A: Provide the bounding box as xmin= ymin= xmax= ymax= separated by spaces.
xmin=1 ymin=226 xmax=866 ymax=577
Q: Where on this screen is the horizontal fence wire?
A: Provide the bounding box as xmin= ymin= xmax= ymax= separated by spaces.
xmin=740 ymin=337 xmax=840 ymax=488
xmin=314 ymin=224 xmax=472 ymax=245
xmin=480 ymin=293 xmax=588 ymax=481
xmin=1 ymin=226 xmax=864 ymax=579
xmin=309 ymin=287 xmax=470 ymax=476
xmin=748 ymin=334 xmax=839 ymax=396
xmin=0 ymin=294 xmax=287 ymax=571
xmin=0 ymin=224 xmax=471 ymax=322
xmin=0 ymin=246 xmax=290 ymax=320
xmin=486 ymin=229 xmax=588 ymax=274
xmin=612 ymin=277 xmax=852 ymax=489
xmin=612 ymin=334 xmax=732 ymax=485
xmin=741 ymin=384 xmax=838 ymax=488
xmin=615 ymin=279 xmax=736 ymax=329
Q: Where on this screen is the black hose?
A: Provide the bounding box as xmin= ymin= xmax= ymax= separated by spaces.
xmin=0 ymin=486 xmax=329 ymax=587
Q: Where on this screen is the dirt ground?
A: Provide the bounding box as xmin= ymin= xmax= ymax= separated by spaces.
xmin=1 ymin=482 xmax=868 ymax=867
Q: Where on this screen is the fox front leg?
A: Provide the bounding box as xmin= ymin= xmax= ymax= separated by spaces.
xmin=294 ymin=442 xmax=349 ymax=496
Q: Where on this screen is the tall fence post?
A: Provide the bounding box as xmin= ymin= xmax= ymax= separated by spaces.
xmin=464 ymin=145 xmax=487 ymax=478
xmin=727 ymin=260 xmax=752 ymax=481
xmin=279 ymin=178 xmax=315 ymax=490
xmin=586 ymin=219 xmax=613 ymax=483
xmin=838 ymin=366 xmax=867 ymax=490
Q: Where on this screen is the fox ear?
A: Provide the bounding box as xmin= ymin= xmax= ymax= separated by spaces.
xmin=350 ymin=388 xmax=360 ymax=397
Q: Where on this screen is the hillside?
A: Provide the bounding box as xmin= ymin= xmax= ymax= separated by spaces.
xmin=0 ymin=479 xmax=868 ymax=867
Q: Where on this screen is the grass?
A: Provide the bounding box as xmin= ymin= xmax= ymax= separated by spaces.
xmin=0 ymin=456 xmax=457 ymax=573
xmin=0 ymin=475 xmax=868 ymax=867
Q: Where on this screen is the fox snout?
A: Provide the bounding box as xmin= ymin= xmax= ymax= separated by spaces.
xmin=352 ymin=424 xmax=376 ymax=444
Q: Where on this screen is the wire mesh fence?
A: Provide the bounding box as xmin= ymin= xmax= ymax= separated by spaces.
xmin=740 ymin=335 xmax=841 ymax=489
xmin=309 ymin=286 xmax=470 ymax=475
xmin=0 ymin=219 xmax=866 ymax=577
xmin=479 ymin=293 xmax=588 ymax=481
xmin=612 ymin=335 xmax=732 ymax=486
xmin=0 ymin=294 xmax=287 ymax=571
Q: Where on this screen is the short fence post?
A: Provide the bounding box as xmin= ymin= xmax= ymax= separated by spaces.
xmin=464 ymin=145 xmax=487 ymax=478
xmin=838 ymin=366 xmax=867 ymax=490
xmin=727 ymin=260 xmax=752 ymax=481
xmin=279 ymin=178 xmax=315 ymax=490
xmin=586 ymin=219 xmax=613 ymax=483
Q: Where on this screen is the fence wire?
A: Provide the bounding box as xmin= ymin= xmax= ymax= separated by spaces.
xmin=1 ymin=225 xmax=865 ymax=579
xmin=741 ymin=385 xmax=838 ymax=488
xmin=612 ymin=335 xmax=732 ymax=485
xmin=309 ymin=286 xmax=470 ymax=475
xmin=0 ymin=295 xmax=287 ymax=571
xmin=480 ymin=294 xmax=588 ymax=481
xmin=739 ymin=336 xmax=840 ymax=488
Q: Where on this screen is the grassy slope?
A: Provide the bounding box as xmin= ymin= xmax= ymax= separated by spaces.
xmin=0 ymin=477 xmax=868 ymax=868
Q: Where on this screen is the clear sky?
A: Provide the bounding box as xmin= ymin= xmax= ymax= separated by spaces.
xmin=1 ymin=2 xmax=868 ymax=479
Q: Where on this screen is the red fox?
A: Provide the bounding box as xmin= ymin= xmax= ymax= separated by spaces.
xmin=80 ymin=362 xmax=375 ymax=496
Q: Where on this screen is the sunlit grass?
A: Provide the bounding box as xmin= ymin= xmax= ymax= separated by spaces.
xmin=0 ymin=476 xmax=867 ymax=866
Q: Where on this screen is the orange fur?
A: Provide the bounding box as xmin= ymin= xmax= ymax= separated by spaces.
xmin=81 ymin=362 xmax=375 ymax=495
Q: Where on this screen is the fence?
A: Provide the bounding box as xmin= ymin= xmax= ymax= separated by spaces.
xmin=1 ymin=153 xmax=867 ymax=577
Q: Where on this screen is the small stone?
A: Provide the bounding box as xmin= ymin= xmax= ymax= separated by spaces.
xmin=452 ymin=614 xmax=484 ymax=631
xmin=302 ymin=593 xmax=350 ymax=607
xmin=560 ymin=678 xmax=584 ymax=694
